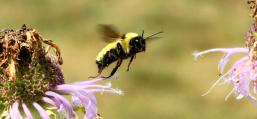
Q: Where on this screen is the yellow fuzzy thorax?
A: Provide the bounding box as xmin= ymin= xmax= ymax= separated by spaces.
xmin=96 ymin=32 xmax=139 ymax=61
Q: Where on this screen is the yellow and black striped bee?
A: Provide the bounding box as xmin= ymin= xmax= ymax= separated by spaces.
xmin=90 ymin=24 xmax=163 ymax=79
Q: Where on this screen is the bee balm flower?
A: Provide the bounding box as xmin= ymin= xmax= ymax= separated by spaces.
xmin=193 ymin=21 xmax=257 ymax=102
xmin=0 ymin=25 xmax=122 ymax=119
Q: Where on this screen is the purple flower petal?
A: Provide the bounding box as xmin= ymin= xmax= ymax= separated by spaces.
xmin=45 ymin=91 xmax=75 ymax=118
xmin=9 ymin=106 xmax=13 ymax=119
xmin=57 ymin=104 xmax=65 ymax=112
xmin=71 ymin=90 xmax=98 ymax=119
xmin=84 ymin=89 xmax=123 ymax=94
xmin=75 ymin=93 xmax=97 ymax=119
xmin=34 ymin=77 xmax=122 ymax=119
xmin=42 ymin=97 xmax=57 ymax=106
xmin=72 ymin=96 xmax=81 ymax=106
xmin=22 ymin=102 xmax=33 ymax=119
xmin=33 ymin=102 xmax=50 ymax=119
xmin=79 ymin=91 xmax=97 ymax=105
xmin=218 ymin=53 xmax=233 ymax=74
xmin=195 ymin=46 xmax=257 ymax=102
xmin=79 ymin=93 xmax=97 ymax=119
xmin=56 ymin=84 xmax=78 ymax=94
xmin=10 ymin=101 xmax=22 ymax=119
xmin=193 ymin=48 xmax=248 ymax=58
xmin=85 ymin=100 xmax=97 ymax=119
xmin=71 ymin=78 xmax=105 ymax=85
xmin=194 ymin=48 xmax=248 ymax=73
xmin=59 ymin=83 xmax=112 ymax=90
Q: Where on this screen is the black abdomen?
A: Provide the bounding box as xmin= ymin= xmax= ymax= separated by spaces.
xmin=96 ymin=44 xmax=126 ymax=72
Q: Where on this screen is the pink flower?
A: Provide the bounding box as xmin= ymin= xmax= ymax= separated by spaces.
xmin=193 ymin=47 xmax=257 ymax=101
xmin=193 ymin=14 xmax=257 ymax=102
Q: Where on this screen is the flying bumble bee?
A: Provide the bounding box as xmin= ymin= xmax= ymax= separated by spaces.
xmin=90 ymin=24 xmax=163 ymax=78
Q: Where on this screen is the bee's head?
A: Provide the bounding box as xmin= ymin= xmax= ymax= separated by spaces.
xmin=128 ymin=34 xmax=146 ymax=53
xmin=127 ymin=30 xmax=163 ymax=54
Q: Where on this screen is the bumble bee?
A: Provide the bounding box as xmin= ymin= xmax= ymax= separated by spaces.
xmin=90 ymin=24 xmax=163 ymax=79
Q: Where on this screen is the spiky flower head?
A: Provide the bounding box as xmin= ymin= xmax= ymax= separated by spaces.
xmin=0 ymin=25 xmax=122 ymax=119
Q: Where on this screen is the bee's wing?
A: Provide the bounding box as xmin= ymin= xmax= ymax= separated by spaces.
xmin=98 ymin=24 xmax=121 ymax=42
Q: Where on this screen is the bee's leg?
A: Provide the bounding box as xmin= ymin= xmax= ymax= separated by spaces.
xmin=126 ymin=55 xmax=135 ymax=71
xmin=88 ymin=73 xmax=100 ymax=78
xmin=88 ymin=70 xmax=102 ymax=78
xmin=102 ymin=59 xmax=123 ymax=79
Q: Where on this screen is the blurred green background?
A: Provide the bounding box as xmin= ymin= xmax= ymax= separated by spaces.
xmin=1 ymin=0 xmax=257 ymax=119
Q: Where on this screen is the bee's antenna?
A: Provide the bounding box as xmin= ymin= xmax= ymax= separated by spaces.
xmin=141 ymin=30 xmax=144 ymax=38
xmin=145 ymin=31 xmax=163 ymax=39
